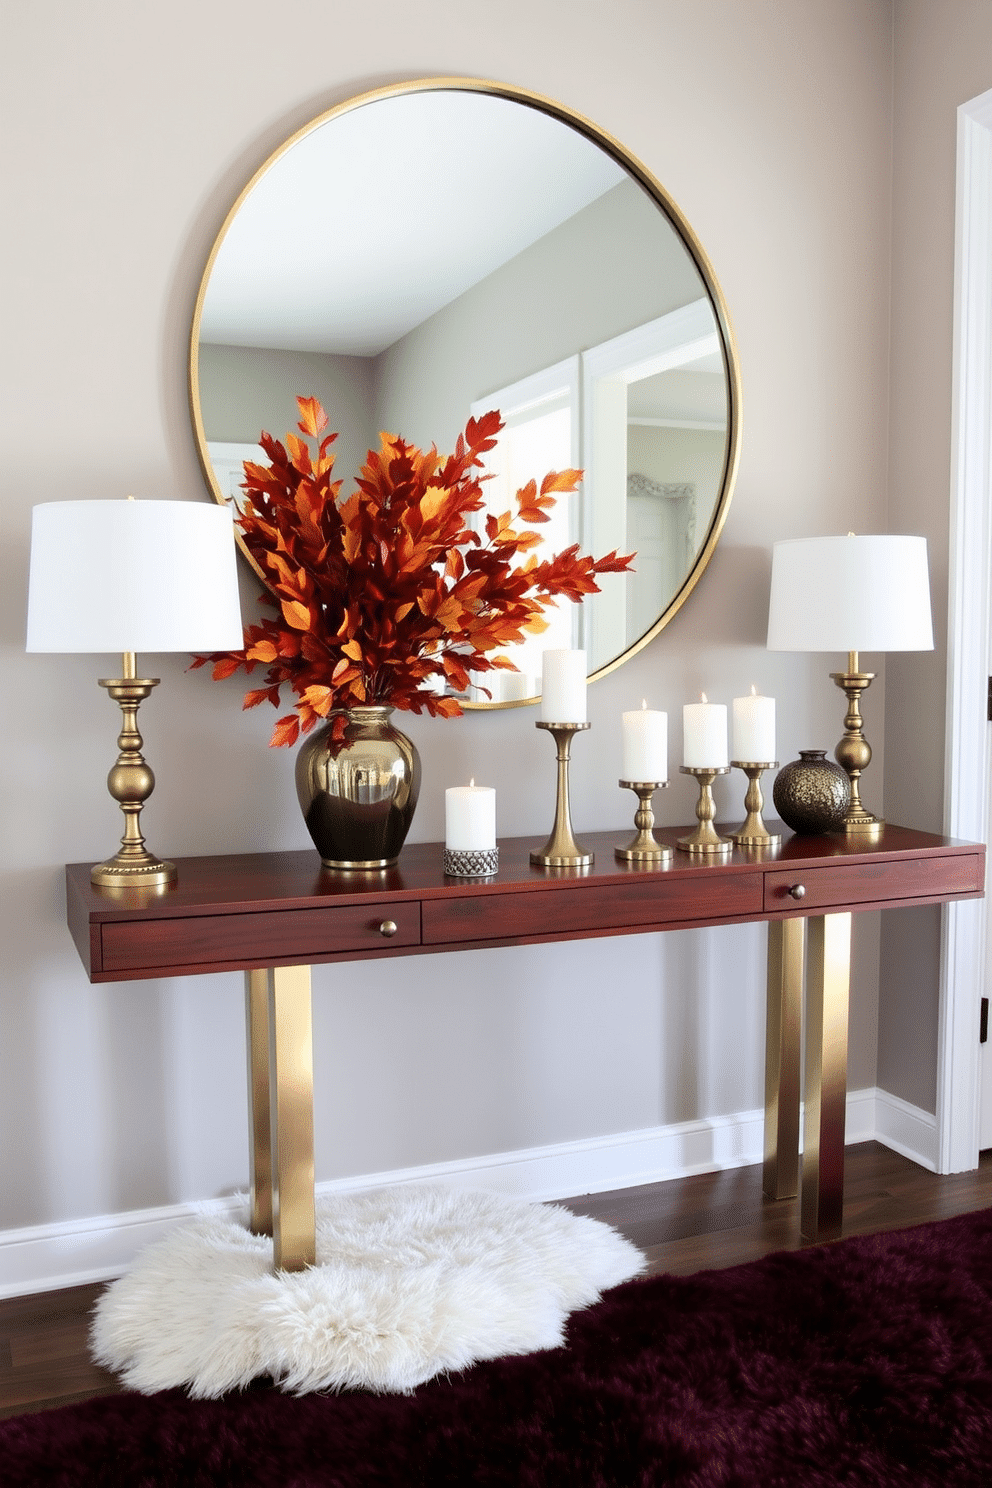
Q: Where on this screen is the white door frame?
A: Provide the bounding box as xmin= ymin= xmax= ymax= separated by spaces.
xmin=939 ymin=88 xmax=992 ymax=1172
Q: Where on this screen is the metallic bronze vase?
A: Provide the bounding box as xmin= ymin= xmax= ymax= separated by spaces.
xmin=295 ymin=706 xmax=421 ymax=868
xmin=772 ymin=750 xmax=851 ymax=836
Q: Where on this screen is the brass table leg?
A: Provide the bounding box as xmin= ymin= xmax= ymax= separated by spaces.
xmin=801 ymin=913 xmax=851 ymax=1242
xmin=245 ymin=969 xmax=273 ymax=1236
xmin=244 ymin=965 xmax=316 ymax=1271
xmin=268 ymin=964 xmax=316 ymax=1271
xmin=763 ymin=918 xmax=804 ymax=1201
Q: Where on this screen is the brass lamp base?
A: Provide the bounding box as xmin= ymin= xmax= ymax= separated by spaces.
xmin=91 ymin=654 xmax=176 ymax=892
xmin=830 ymin=654 xmax=883 ymax=836
xmin=91 ymin=854 xmax=176 ymax=890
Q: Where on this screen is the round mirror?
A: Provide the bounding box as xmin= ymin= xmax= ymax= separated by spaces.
xmin=190 ymin=78 xmax=741 ymax=707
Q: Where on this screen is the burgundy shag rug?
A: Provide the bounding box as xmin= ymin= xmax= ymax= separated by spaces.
xmin=5 ymin=1207 xmax=992 ymax=1487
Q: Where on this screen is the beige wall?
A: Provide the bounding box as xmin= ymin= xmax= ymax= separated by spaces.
xmin=3 ymin=0 xmax=902 ymax=1237
xmin=879 ymin=0 xmax=992 ymax=1110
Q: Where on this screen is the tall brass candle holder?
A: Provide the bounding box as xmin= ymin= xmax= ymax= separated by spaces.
xmin=730 ymin=760 xmax=781 ymax=848
xmin=677 ymin=766 xmax=733 ymax=856
xmin=530 ymin=721 xmax=594 ymax=868
xmin=615 ymin=781 xmax=672 ymax=863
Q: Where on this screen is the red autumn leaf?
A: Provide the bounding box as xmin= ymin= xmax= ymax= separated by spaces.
xmin=463 ymin=409 xmax=501 ymax=454
xmin=591 ymin=548 xmax=637 ymax=574
xmin=243 ymin=685 xmax=282 ymax=710
xmin=270 ymin=714 xmax=300 ymax=748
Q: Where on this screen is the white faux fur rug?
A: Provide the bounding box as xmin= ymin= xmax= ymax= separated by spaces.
xmin=90 ymin=1185 xmax=645 ymax=1397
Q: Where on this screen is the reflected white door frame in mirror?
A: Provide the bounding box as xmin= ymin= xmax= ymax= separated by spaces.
xmin=468 ymin=355 xmax=582 ymax=704
xmin=189 ymin=77 xmax=742 ymax=707
xmin=582 ymin=298 xmax=728 ymax=672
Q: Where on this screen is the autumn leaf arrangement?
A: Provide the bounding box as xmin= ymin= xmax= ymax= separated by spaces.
xmin=194 ymin=396 xmax=634 ymax=747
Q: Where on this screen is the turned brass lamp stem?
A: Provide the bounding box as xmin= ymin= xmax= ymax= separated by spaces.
xmin=91 ymin=650 xmax=176 ymax=890
xmin=829 ymin=648 xmax=882 ymax=836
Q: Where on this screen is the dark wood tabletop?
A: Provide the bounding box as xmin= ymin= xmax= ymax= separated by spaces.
xmin=65 ymin=824 xmax=985 ymax=983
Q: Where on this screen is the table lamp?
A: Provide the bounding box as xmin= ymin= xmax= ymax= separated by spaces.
xmin=766 ymin=533 xmax=933 ymax=834
xmin=26 ymin=498 xmax=244 ymax=888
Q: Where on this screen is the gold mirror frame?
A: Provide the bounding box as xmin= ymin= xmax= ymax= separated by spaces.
xmin=189 ymin=77 xmax=742 ymax=705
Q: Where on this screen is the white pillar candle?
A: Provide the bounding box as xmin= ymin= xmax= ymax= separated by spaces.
xmin=732 ymin=690 xmax=776 ymax=762
xmin=445 ymin=781 xmax=496 ymax=851
xmin=498 ymin=670 xmax=534 ymax=702
xmin=683 ymin=695 xmax=728 ymax=769
xmin=540 ymin=649 xmax=587 ymax=723
xmin=622 ymin=701 xmax=668 ymax=781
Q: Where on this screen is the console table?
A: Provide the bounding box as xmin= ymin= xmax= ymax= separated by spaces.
xmin=65 ymin=824 xmax=984 ymax=1271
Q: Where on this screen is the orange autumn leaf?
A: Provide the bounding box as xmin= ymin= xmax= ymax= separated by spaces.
xmin=300 ymin=684 xmax=334 ymax=716
xmin=541 ymin=468 xmax=583 ymax=496
xmin=296 ymin=397 xmax=328 ymax=438
xmin=281 ymin=599 xmax=312 ymax=632
xmin=523 ymin=613 xmax=551 ymax=634
xmin=247 ymin=639 xmax=279 ymax=663
xmin=285 ymin=434 xmax=312 ymax=476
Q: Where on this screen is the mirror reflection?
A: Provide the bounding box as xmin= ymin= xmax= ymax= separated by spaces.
xmin=191 ymin=83 xmax=740 ymax=705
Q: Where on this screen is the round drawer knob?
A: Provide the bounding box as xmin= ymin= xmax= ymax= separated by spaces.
xmin=787 ymin=884 xmax=807 ymax=901
xmin=378 ymin=919 xmax=398 ymax=937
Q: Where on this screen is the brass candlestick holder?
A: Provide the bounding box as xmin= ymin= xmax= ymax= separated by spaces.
xmin=615 ymin=781 xmax=672 ymax=863
xmin=530 ymin=721 xmax=594 ymax=867
xmin=730 ymin=761 xmax=781 ymax=848
xmin=677 ymin=766 xmax=733 ymax=856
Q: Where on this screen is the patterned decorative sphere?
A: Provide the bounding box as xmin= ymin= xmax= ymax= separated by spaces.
xmin=772 ymin=750 xmax=851 ymax=835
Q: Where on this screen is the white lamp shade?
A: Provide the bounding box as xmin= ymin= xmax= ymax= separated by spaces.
xmin=26 ymin=500 xmax=244 ymax=654
xmin=766 ymin=534 xmax=934 ymax=653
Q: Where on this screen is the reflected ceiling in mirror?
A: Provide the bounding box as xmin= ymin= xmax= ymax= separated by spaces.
xmin=190 ymin=79 xmax=741 ymax=707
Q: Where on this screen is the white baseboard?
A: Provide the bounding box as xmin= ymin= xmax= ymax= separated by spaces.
xmin=870 ymin=1088 xmax=938 ymax=1171
xmin=0 ymin=1086 xmax=937 ymax=1299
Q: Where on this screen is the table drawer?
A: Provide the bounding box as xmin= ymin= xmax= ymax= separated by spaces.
xmin=764 ymin=853 xmax=983 ymax=913
xmin=423 ymin=872 xmax=762 ymax=947
xmin=99 ymin=901 xmax=421 ymax=973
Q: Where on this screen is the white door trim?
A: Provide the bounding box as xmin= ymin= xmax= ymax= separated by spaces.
xmin=939 ymin=88 xmax=992 ymax=1172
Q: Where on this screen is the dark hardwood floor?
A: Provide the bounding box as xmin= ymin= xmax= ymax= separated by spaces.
xmin=3 ymin=1140 xmax=991 ymax=1421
